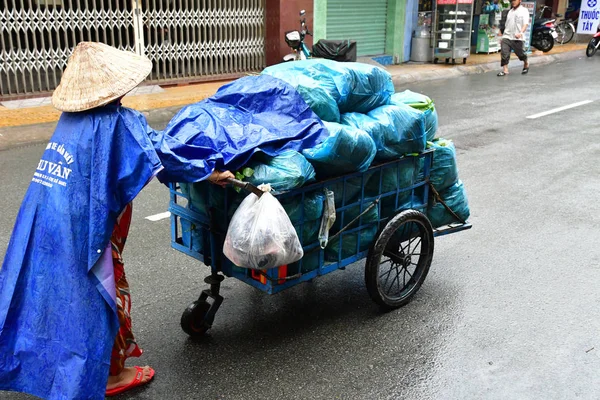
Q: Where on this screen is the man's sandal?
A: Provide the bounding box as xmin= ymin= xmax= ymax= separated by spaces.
xmin=497 ymin=71 xmax=507 ymax=76
xmin=522 ymin=67 xmax=529 ymax=74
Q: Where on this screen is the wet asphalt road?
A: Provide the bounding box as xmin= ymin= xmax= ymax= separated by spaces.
xmin=2 ymin=55 xmax=600 ymax=400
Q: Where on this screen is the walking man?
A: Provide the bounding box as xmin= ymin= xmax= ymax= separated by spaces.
xmin=498 ymin=0 xmax=530 ymax=76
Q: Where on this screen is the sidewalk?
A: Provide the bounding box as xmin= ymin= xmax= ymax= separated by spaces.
xmin=388 ymin=42 xmax=587 ymax=85
xmin=0 ymin=42 xmax=587 ymax=150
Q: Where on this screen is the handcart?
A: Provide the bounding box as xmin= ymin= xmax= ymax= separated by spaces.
xmin=169 ymin=150 xmax=471 ymax=337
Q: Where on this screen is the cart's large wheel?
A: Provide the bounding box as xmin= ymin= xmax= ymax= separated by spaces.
xmin=365 ymin=209 xmax=434 ymax=310
xmin=181 ymin=300 xmax=211 ymax=337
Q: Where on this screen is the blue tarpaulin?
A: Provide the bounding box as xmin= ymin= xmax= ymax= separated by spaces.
xmin=0 ymin=105 xmax=162 ymax=400
xmin=150 ymin=74 xmax=330 ymax=183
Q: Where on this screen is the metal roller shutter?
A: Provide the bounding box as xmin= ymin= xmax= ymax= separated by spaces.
xmin=326 ymin=0 xmax=388 ymax=56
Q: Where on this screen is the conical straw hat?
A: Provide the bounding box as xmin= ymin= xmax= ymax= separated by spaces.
xmin=52 ymin=42 xmax=152 ymax=112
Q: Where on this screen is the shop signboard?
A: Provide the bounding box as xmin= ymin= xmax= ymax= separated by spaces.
xmin=577 ymin=0 xmax=600 ymax=33
xmin=436 ymin=0 xmax=472 ymax=5
xmin=521 ymin=1 xmax=536 ymax=50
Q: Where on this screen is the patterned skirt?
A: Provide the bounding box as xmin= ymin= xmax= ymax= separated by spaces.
xmin=109 ymin=203 xmax=143 ymax=376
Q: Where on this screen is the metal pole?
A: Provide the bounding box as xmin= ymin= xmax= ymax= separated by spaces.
xmin=132 ymin=0 xmax=145 ymax=55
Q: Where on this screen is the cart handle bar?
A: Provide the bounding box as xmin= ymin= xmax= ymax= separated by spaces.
xmin=225 ymin=178 xmax=264 ymax=198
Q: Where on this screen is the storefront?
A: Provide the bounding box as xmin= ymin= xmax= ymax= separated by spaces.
xmin=311 ymin=0 xmax=413 ymax=63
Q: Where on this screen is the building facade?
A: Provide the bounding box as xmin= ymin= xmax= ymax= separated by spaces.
xmin=1 ymin=0 xmax=265 ymax=99
xmin=1 ymin=0 xmax=417 ymax=99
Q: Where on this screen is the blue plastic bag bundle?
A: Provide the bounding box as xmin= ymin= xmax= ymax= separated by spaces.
xmin=427 ymin=180 xmax=470 ymax=228
xmin=302 ymin=121 xmax=377 ymax=178
xmin=246 ymin=150 xmax=316 ymax=192
xmin=325 ymin=203 xmax=379 ymax=261
xmin=366 ymin=104 xmax=427 ymax=159
xmin=180 ymin=181 xmax=231 ymax=218
xmin=338 ymin=62 xmax=394 ymax=114
xmin=180 ymin=184 xmax=324 ymax=254
xmin=280 ymin=192 xmax=325 ymax=244
xmin=390 ymin=90 xmax=439 ymax=141
xmin=365 ymin=162 xmax=417 ymax=197
xmin=180 ymin=217 xmax=204 ymax=253
xmin=262 ymin=59 xmax=394 ymax=118
xmin=328 ymin=176 xmax=369 ymax=208
xmin=281 ymin=192 xmax=324 ymax=223
xmin=150 ymin=74 xmax=329 ymax=183
xmin=365 ymin=161 xmax=419 ymax=218
xmin=428 ymin=139 xmax=459 ymax=192
xmin=262 ymin=60 xmax=349 ymax=122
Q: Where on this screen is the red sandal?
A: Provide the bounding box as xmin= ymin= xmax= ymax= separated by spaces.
xmin=106 ymin=366 xmax=155 ymax=397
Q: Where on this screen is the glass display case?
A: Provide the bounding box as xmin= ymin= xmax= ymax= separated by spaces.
xmin=432 ymin=0 xmax=475 ymax=64
xmin=476 ymin=13 xmax=501 ymax=53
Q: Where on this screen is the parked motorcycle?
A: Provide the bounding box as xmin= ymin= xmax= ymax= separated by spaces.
xmin=283 ymin=10 xmax=357 ymax=62
xmin=538 ymin=5 xmax=575 ymax=44
xmin=531 ymin=17 xmax=557 ymax=52
xmin=586 ymin=26 xmax=600 ymax=57
xmin=283 ymin=10 xmax=312 ymax=61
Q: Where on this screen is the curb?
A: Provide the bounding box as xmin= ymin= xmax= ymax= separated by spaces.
xmin=392 ymin=48 xmax=584 ymax=86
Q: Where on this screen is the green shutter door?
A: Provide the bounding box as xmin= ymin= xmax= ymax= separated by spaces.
xmin=326 ymin=0 xmax=388 ymax=56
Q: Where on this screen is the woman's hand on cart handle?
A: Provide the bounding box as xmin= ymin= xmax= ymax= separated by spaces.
xmin=224 ymin=178 xmax=264 ymax=198
xmin=208 ymin=170 xmax=235 ymax=187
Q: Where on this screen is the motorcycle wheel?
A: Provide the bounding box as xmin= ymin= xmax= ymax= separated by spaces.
xmin=586 ymin=38 xmax=599 ymax=57
xmin=539 ymin=34 xmax=554 ymax=52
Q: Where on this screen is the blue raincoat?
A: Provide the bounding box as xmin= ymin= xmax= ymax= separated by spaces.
xmin=0 ymin=104 xmax=162 ymax=399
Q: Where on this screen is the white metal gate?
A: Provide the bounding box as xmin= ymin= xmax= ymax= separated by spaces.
xmin=142 ymin=0 xmax=265 ymax=84
xmin=0 ymin=0 xmax=265 ymax=98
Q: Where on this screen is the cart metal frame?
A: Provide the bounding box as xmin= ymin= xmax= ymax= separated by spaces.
xmin=169 ymin=150 xmax=471 ymax=336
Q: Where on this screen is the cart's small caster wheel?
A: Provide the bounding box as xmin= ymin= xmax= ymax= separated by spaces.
xmin=433 ymin=57 xmax=439 ymax=64
xmin=181 ymin=300 xmax=211 ymax=337
xmin=365 ymin=209 xmax=434 ymax=310
xmin=463 ymin=58 xmax=467 ymax=64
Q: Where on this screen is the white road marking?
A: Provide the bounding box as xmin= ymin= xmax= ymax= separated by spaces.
xmin=145 ymin=211 xmax=171 ymax=221
xmin=526 ymin=100 xmax=593 ymax=119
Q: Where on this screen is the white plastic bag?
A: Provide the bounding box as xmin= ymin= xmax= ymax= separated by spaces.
xmin=223 ymin=185 xmax=304 ymax=270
